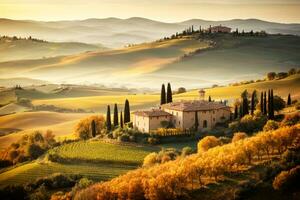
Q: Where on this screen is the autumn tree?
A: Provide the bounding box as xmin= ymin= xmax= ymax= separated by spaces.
xmin=75 ymin=115 xmax=105 ymax=139
xmin=197 ymin=136 xmax=221 ymax=152
xmin=232 ymin=132 xmax=248 ymax=143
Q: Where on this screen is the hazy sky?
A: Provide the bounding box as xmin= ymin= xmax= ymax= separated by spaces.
xmin=1 ymin=0 xmax=300 ymax=23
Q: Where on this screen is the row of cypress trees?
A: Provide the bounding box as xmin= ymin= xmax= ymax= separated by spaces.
xmin=105 ymin=99 xmax=130 ymax=131
xmin=160 ymin=83 xmax=173 ymax=105
xmin=234 ymin=89 xmax=280 ymax=120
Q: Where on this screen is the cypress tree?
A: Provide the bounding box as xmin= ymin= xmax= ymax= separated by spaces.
xmin=106 ymin=105 xmax=111 ymax=131
xmin=124 ymin=99 xmax=130 ymax=123
xmin=234 ymin=105 xmax=238 ymax=119
xmin=260 ymin=92 xmax=263 ymax=112
xmin=251 ymin=91 xmax=255 ymax=115
xmin=113 ymin=103 xmax=118 ymax=127
xmin=269 ymin=89 xmax=274 ymax=119
xmin=166 ymin=83 xmax=173 ymax=103
xmin=287 ymin=93 xmax=291 ymax=106
xmin=239 ymin=104 xmax=243 ymax=118
xmin=160 ymin=84 xmax=166 ymax=105
xmin=91 ymin=120 xmax=96 ymax=137
xmin=208 ymin=96 xmax=211 ymax=102
xmin=268 ymin=90 xmax=271 ymax=118
xmin=242 ymin=97 xmax=249 ymax=116
xmin=120 ymin=111 xmax=123 ymax=129
xmin=263 ymin=91 xmax=267 ymax=115
xmin=194 ymin=111 xmax=199 ymax=131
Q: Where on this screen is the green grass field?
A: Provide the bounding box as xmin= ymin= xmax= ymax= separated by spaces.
xmin=48 ymin=140 xmax=159 ymax=165
xmin=0 ymin=140 xmax=160 ymax=187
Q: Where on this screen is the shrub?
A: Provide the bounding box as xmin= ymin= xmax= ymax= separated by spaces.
xmin=25 ymin=144 xmax=45 ymax=159
xmin=117 ymin=134 xmax=130 ymax=142
xmin=0 ymin=185 xmax=26 ymax=200
xmin=143 ymin=152 xmax=158 ymax=167
xmin=263 ymin=120 xmax=279 ymax=132
xmin=232 ymin=132 xmax=248 ymax=143
xmin=273 ymin=166 xmax=300 ymax=191
xmin=281 ymin=113 xmax=300 ymax=126
xmin=181 ymin=146 xmax=193 ymax=157
xmin=71 ymin=178 xmax=94 ymax=196
xmin=273 ymin=95 xmax=285 ymax=112
xmin=147 ymin=137 xmax=160 ymax=145
xmin=197 ymin=136 xmax=221 ymax=152
xmin=229 ymin=114 xmax=267 ymax=134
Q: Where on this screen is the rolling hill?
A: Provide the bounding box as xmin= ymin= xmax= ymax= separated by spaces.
xmin=31 ymin=74 xmax=300 ymax=113
xmin=0 ymin=36 xmax=105 ymax=62
xmin=1 ymin=33 xmax=298 ymax=90
xmin=1 ymin=17 xmax=300 ymax=48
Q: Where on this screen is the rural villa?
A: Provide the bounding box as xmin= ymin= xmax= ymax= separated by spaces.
xmin=210 ymin=25 xmax=231 ymax=33
xmin=133 ymin=90 xmax=231 ymax=133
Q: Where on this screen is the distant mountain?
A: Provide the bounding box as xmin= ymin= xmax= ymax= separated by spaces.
xmin=1 ymin=18 xmax=299 ymax=48
xmin=0 ymin=36 xmax=105 ymax=62
xmin=0 ymin=77 xmax=49 ymax=88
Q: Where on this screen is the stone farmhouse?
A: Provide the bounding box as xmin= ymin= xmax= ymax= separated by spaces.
xmin=133 ymin=90 xmax=231 ymax=133
xmin=210 ymin=25 xmax=231 ymax=33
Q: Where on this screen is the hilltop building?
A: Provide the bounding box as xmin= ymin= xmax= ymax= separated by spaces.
xmin=133 ymin=90 xmax=231 ymax=133
xmin=210 ymin=25 xmax=231 ymax=33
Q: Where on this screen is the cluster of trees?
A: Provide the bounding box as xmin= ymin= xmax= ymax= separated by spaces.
xmin=72 ymin=121 xmax=299 ymax=200
xmin=230 ymin=68 xmax=300 ymax=87
xmin=267 ymin=68 xmax=300 ymax=81
xmin=0 ymin=130 xmax=57 ymax=166
xmin=234 ymin=89 xmax=286 ymax=121
xmin=0 ymin=35 xmax=47 ymax=43
xmin=232 ymin=29 xmax=267 ymax=37
xmin=160 ymin=83 xmax=173 ymax=105
xmin=106 ymin=99 xmax=130 ymax=132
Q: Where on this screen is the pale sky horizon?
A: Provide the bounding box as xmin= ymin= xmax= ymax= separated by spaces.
xmin=1 ymin=0 xmax=300 ymax=23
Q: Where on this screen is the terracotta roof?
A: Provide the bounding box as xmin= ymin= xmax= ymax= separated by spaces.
xmin=133 ymin=109 xmax=173 ymax=117
xmin=161 ymin=100 xmax=230 ymax=112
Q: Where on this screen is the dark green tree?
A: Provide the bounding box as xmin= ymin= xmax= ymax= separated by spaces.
xmin=106 ymin=105 xmax=112 ymax=131
xmin=251 ymin=91 xmax=255 ymax=115
xmin=194 ymin=111 xmax=199 ymax=131
xmin=287 ymin=93 xmax=292 ymax=106
xmin=263 ymin=91 xmax=267 ymax=115
xmin=269 ymin=89 xmax=275 ymax=119
xmin=120 ymin=111 xmax=123 ymax=129
xmin=160 ymin=84 xmax=166 ymax=105
xmin=91 ymin=120 xmax=96 ymax=137
xmin=208 ymin=96 xmax=212 ymax=102
xmin=166 ymin=83 xmax=173 ymax=103
xmin=124 ymin=99 xmax=130 ymax=123
xmin=260 ymin=92 xmax=263 ymax=112
xmin=113 ymin=103 xmax=119 ymax=127
xmin=242 ymin=96 xmax=249 ymax=116
xmin=239 ymin=104 xmax=243 ymax=118
xmin=234 ymin=105 xmax=238 ymax=119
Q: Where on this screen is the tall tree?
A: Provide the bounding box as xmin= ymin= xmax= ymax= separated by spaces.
xmin=251 ymin=91 xmax=255 ymax=115
xmin=91 ymin=120 xmax=96 ymax=137
xmin=120 ymin=111 xmax=123 ymax=129
xmin=160 ymin=84 xmax=166 ymax=105
xmin=263 ymin=91 xmax=267 ymax=115
xmin=113 ymin=104 xmax=119 ymax=127
xmin=260 ymin=92 xmax=263 ymax=112
xmin=194 ymin=111 xmax=199 ymax=131
xmin=208 ymin=96 xmax=212 ymax=102
xmin=287 ymin=93 xmax=292 ymax=106
xmin=106 ymin=105 xmax=112 ymax=131
xmin=234 ymin=105 xmax=238 ymax=119
xmin=269 ymin=89 xmax=274 ymax=120
xmin=239 ymin=104 xmax=243 ymax=118
xmin=166 ymin=83 xmax=173 ymax=103
xmin=124 ymin=99 xmax=130 ymax=123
